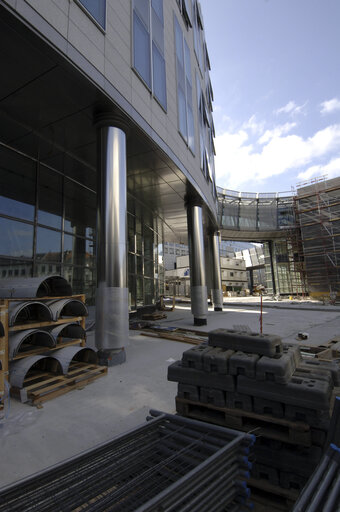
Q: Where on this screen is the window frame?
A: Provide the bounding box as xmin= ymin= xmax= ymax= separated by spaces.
xmin=132 ymin=0 xmax=167 ymax=111
xmin=174 ymin=14 xmax=195 ymax=154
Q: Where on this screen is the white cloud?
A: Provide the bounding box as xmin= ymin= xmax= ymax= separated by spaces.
xmin=242 ymin=115 xmax=265 ymax=135
xmin=320 ymin=98 xmax=340 ymax=115
xmin=258 ymin=122 xmax=296 ymax=144
xmin=214 ymin=123 xmax=340 ymax=190
xmin=275 ymin=100 xmax=307 ymax=116
xmin=298 ymin=157 xmax=340 ymax=181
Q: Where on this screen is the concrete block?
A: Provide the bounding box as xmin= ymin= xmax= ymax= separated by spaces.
xmin=285 ymin=404 xmax=330 ymax=428
xmin=298 ymin=360 xmax=340 ymax=386
xmin=182 ymin=344 xmax=213 ymax=370
xmin=202 ymin=347 xmax=234 ymax=374
xmin=168 ymin=361 xmax=235 ymax=391
xmin=280 ymin=471 xmax=307 ymax=491
xmin=256 ymin=351 xmax=296 ymax=384
xmin=254 ymin=444 xmax=322 ymax=477
xmin=200 ymin=387 xmax=226 ymax=407
xmin=229 ymin=351 xmax=259 ymax=378
xmin=208 ymin=329 xmax=283 ymax=357
xmin=177 ymin=383 xmax=200 ymax=402
xmin=252 ymin=463 xmax=280 ymax=486
xmin=237 ymin=375 xmax=331 ymax=410
xmin=293 ymin=367 xmax=333 ymax=384
xmin=282 ymin=343 xmax=302 ymax=365
xmin=226 ymin=392 xmax=253 ymax=412
xmin=253 ymin=397 xmax=284 ymax=418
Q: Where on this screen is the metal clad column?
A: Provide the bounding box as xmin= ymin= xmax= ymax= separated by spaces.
xmin=210 ymin=231 xmax=223 ymax=311
xmin=95 ymin=114 xmax=129 ymax=365
xmin=187 ymin=203 xmax=208 ymax=325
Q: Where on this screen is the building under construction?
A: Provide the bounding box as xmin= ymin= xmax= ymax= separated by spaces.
xmin=218 ymin=176 xmax=340 ymax=300
xmin=293 ymin=177 xmax=340 ymax=299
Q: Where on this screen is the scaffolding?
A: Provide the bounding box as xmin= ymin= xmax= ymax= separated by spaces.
xmin=292 ymin=176 xmax=340 ymax=299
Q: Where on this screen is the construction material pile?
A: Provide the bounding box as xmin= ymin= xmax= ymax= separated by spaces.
xmin=292 ymin=443 xmax=340 ymax=512
xmin=0 ymin=411 xmax=254 ymax=512
xmin=168 ymin=328 xmax=340 ymax=506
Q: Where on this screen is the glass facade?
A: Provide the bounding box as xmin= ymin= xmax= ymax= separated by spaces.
xmin=0 ymin=143 xmax=165 ymax=309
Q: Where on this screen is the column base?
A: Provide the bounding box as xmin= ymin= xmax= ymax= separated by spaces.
xmin=214 ymin=307 xmax=223 ymax=312
xmin=97 ymin=348 xmax=126 ymax=367
xmin=194 ymin=317 xmax=207 ymax=326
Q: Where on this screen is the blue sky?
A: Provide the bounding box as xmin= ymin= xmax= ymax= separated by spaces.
xmin=200 ymin=0 xmax=340 ymax=193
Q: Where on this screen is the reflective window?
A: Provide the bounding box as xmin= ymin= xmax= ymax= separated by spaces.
xmin=0 ymin=218 xmax=33 ymax=258
xmin=36 ymin=227 xmax=61 ymax=261
xmin=38 ymin=168 xmax=62 ymax=229
xmin=0 ymin=146 xmax=36 ymax=221
xmin=64 ymin=179 xmax=96 ymax=238
xmin=77 ymin=0 xmax=106 ymax=29
xmin=133 ymin=9 xmax=151 ymax=87
xmin=174 ymin=16 xmax=195 ymax=152
xmin=133 ymin=0 xmax=167 ymax=109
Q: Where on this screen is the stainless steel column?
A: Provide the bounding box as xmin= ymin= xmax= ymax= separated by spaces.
xmin=187 ymin=203 xmax=208 ymax=325
xmin=95 ymin=114 xmax=129 ymax=364
xmin=210 ymin=231 xmax=223 ymax=311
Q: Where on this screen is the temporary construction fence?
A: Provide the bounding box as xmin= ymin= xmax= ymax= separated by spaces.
xmin=0 ymin=411 xmax=255 ymax=512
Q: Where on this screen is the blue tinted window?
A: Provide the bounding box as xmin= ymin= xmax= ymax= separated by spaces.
xmin=0 ymin=218 xmax=33 ymax=258
xmin=153 ymin=44 xmax=166 ymax=108
xmin=133 ymin=12 xmax=151 ymax=88
xmin=78 ymin=0 xmax=106 ymax=29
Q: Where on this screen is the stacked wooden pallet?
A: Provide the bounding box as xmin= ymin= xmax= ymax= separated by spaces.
xmin=168 ymin=329 xmax=340 ymax=512
xmin=1 ymin=294 xmax=107 ymax=407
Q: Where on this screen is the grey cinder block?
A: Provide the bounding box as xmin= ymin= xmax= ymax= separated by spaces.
xmin=208 ymin=329 xmax=283 ymax=358
xmin=285 ymin=404 xmax=330 ymax=428
xmin=229 ymin=351 xmax=259 ymax=378
xmin=177 ymin=383 xmax=200 ymax=402
xmin=168 ymin=361 xmax=235 ymax=391
xmin=202 ymin=347 xmax=234 ymax=374
xmin=251 ymin=463 xmax=280 ymax=486
xmin=298 ymin=360 xmax=340 ymax=386
xmin=200 ymin=387 xmax=226 ymax=407
xmin=226 ymin=392 xmax=253 ymax=412
xmin=253 ymin=396 xmax=284 ymax=418
xmin=256 ymin=351 xmax=297 ymax=384
xmin=182 ymin=344 xmax=213 ymax=370
xmin=237 ymin=375 xmax=331 ymax=410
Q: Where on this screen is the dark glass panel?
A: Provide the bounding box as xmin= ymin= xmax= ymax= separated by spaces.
xmin=0 ymin=258 xmax=33 ymax=279
xmin=136 ymin=255 xmax=143 ymax=275
xmin=64 ymin=179 xmax=96 ymax=238
xmin=144 ymin=277 xmax=154 ymax=305
xmin=0 ymin=218 xmax=33 ymax=258
xmin=38 ymin=167 xmax=62 ymax=229
xmin=136 ymin=275 xmax=143 ymax=306
xmin=0 ymin=146 xmax=36 ymax=221
xmin=36 ymin=227 xmax=61 ymax=261
xmin=128 ymin=253 xmax=136 ymax=274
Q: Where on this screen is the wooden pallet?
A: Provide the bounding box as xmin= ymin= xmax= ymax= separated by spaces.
xmin=141 ymin=312 xmax=167 ymax=321
xmin=249 ymin=478 xmax=297 ymax=512
xmin=176 ymin=397 xmax=312 ymax=446
xmin=141 ymin=330 xmax=206 ymax=345
xmin=11 ymin=362 xmax=107 ymax=407
xmin=12 ymin=339 xmax=85 ymax=361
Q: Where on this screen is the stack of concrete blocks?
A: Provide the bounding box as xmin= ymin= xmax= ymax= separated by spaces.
xmin=168 ymin=328 xmax=340 ymax=494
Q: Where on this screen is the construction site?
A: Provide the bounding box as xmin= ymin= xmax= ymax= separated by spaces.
xmin=0 ymin=0 xmax=339 ymax=510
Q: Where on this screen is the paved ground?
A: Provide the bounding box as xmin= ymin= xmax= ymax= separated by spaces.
xmin=1 ymin=300 xmax=339 ymax=488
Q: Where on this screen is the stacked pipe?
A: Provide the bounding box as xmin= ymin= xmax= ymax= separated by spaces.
xmin=292 ymin=443 xmax=340 ymax=512
xmin=0 ymin=411 xmax=255 ymax=512
xmin=168 ymin=329 xmax=340 ymax=493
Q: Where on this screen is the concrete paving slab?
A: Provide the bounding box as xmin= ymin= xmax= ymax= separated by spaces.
xmin=1 ymin=301 xmax=340 ymax=489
